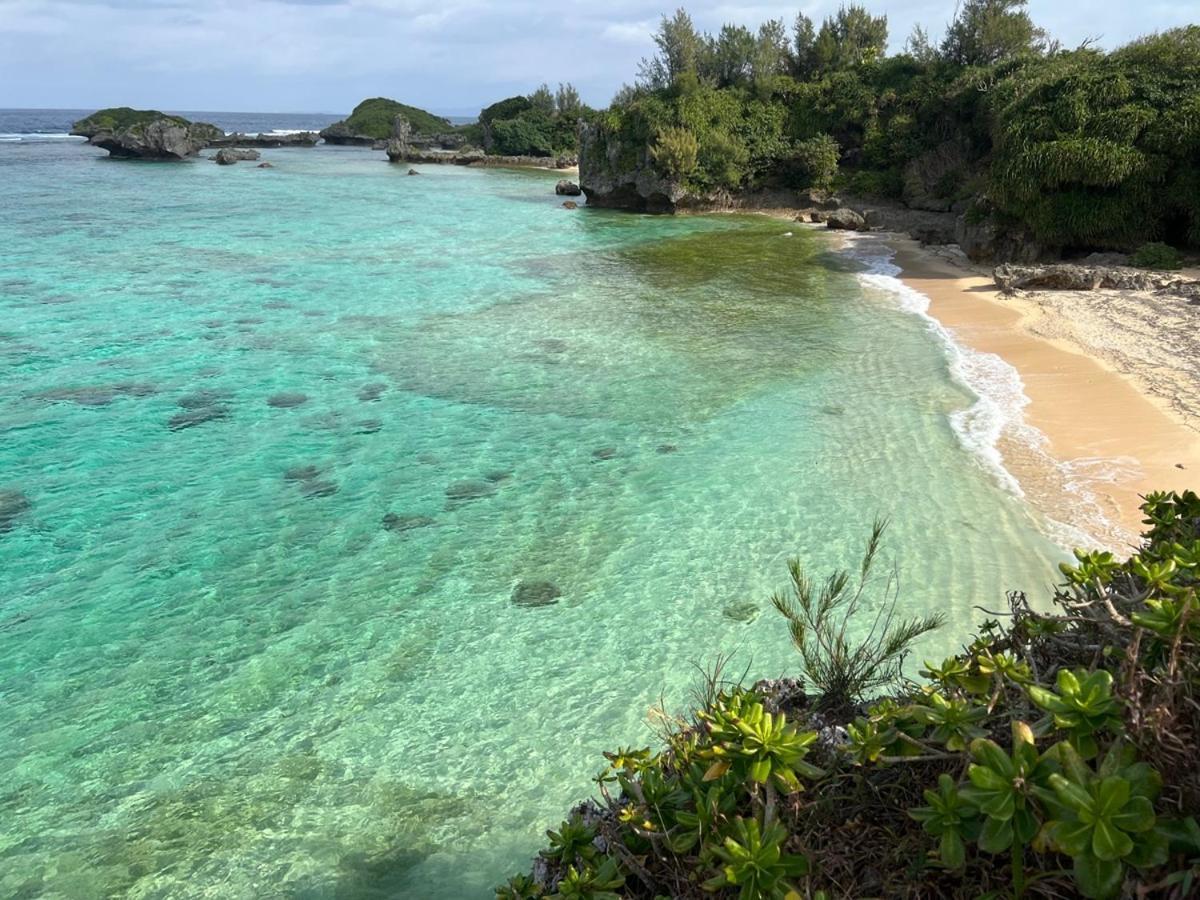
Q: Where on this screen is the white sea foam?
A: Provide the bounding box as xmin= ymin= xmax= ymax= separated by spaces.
xmin=0 ymin=132 xmax=83 ymax=143
xmin=837 ymin=232 xmax=1130 ymax=549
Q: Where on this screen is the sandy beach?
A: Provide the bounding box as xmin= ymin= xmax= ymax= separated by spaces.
xmin=888 ymin=236 xmax=1200 ymax=549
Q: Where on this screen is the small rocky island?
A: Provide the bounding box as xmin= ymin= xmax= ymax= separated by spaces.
xmin=320 ymin=97 xmax=463 ymax=148
xmin=71 ymin=108 xmax=223 ymax=160
xmin=72 ymin=107 xmax=317 ymax=159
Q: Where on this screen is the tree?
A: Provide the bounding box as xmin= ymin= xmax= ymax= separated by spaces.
xmin=555 ymin=83 xmax=582 ymax=117
xmin=942 ymin=0 xmax=1047 ymax=66
xmin=528 ymin=83 xmax=555 ymax=115
xmin=752 ymin=19 xmax=791 ymax=83
xmin=708 ymin=24 xmax=756 ymax=87
xmin=812 ymin=5 xmax=889 ymax=72
xmin=792 ymin=13 xmax=817 ymax=76
xmin=904 ymin=24 xmax=939 ymax=64
xmin=639 ymin=8 xmax=704 ymax=90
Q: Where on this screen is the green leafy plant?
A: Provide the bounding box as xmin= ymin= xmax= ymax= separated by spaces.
xmin=541 ymin=814 xmax=598 ymax=866
xmin=551 ymin=858 xmax=625 ymax=900
xmin=1043 ymin=742 xmax=1166 ymax=898
xmin=701 ymin=816 xmax=808 ymax=899
xmin=771 ymin=520 xmax=945 ymax=711
xmin=959 ymin=722 xmax=1053 ymax=895
xmin=698 ymin=690 xmax=823 ymax=793
xmin=497 ymin=873 xmax=545 ymax=899
xmin=909 ymin=773 xmax=981 ymax=869
xmin=1028 ymin=669 xmax=1123 ymax=758
xmin=911 ymin=693 xmax=988 ymax=751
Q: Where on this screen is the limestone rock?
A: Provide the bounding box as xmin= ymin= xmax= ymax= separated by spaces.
xmin=562 ymin=201 xmax=578 ymax=210
xmin=796 ymin=188 xmax=842 ymax=211
xmin=902 ymin=142 xmax=968 ymax=212
xmin=86 ymin=117 xmax=223 ymax=160
xmin=386 ymin=115 xmax=412 ymax=163
xmin=577 ymin=120 xmax=692 ymax=213
xmin=555 ymin=180 xmax=581 ymax=196
xmin=955 ymin=204 xmax=1044 ymax=263
xmin=214 ymin=148 xmax=261 ymax=165
xmin=994 ymin=263 xmax=1200 ymax=295
xmin=825 ymin=208 xmax=866 ymax=231
xmin=208 ymin=132 xmax=318 ymax=148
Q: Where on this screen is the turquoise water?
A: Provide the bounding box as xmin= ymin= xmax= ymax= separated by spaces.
xmin=1 ymin=140 xmax=1064 ymax=898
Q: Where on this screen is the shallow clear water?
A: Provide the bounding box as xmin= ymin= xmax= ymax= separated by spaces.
xmin=1 ymin=140 xmax=1064 ymax=898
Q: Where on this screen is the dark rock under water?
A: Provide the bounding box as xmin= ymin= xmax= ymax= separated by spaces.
xmin=511 ymin=581 xmax=562 ymax=608
xmin=168 ymin=405 xmax=230 ymax=431
xmin=382 ymin=513 xmax=436 ymax=533
xmin=283 ymin=465 xmax=321 ymax=482
xmin=444 ymin=480 xmax=497 ymax=502
xmin=267 ymin=392 xmax=309 ymax=409
xmin=0 ymin=490 xmax=31 ymax=533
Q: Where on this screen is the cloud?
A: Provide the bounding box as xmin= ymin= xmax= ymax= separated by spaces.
xmin=0 ymin=0 xmax=1191 ymax=113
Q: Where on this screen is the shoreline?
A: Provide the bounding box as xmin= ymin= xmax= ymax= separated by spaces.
xmin=883 ymin=235 xmax=1200 ymax=550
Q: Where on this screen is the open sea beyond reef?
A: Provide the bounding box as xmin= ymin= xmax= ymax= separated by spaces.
xmin=1 ymin=111 xmax=1066 ymax=898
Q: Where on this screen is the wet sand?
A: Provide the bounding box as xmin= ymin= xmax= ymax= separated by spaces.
xmin=889 ymin=237 xmax=1200 ymax=550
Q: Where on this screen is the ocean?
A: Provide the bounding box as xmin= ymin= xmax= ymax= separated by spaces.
xmin=0 ymin=110 xmax=1064 ymax=897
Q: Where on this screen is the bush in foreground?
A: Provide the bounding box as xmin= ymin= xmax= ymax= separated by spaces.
xmin=500 ymin=491 xmax=1200 ymax=899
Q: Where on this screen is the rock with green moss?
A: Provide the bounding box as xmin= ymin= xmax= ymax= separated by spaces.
xmin=320 ymin=97 xmax=452 ymax=145
xmin=72 ymin=107 xmax=222 ymax=160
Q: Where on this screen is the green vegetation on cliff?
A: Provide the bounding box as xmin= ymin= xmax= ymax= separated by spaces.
xmin=329 ymin=97 xmax=451 ymax=139
xmin=590 ymin=3 xmax=1200 ymax=253
xmin=71 ymin=107 xmax=189 ymax=137
xmin=475 ymin=83 xmax=591 ymax=157
xmin=502 ymin=491 xmax=1200 ymax=898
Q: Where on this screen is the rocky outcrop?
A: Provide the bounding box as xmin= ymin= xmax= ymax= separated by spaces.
xmin=392 ymin=147 xmax=575 ymax=169
xmin=954 ymin=201 xmax=1046 ymax=263
xmin=320 ymin=121 xmax=376 ymax=146
xmin=555 ymin=179 xmax=581 ymax=196
xmin=825 ymin=208 xmax=866 ymax=231
xmin=994 ymin=264 xmax=1200 ymax=297
xmin=902 ymin=141 xmax=969 ymax=213
xmin=82 ymin=116 xmax=223 ymax=160
xmin=208 ymin=132 xmax=318 ymax=148
xmin=214 ymin=148 xmax=260 ymax=165
xmin=385 ymin=115 xmax=412 ymax=163
xmin=578 ymin=121 xmax=688 ymax=212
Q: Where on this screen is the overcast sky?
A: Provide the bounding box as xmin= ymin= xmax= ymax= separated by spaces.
xmin=1 ymin=1 xmax=1194 ymax=115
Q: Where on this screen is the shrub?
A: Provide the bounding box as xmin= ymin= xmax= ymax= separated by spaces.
xmin=770 ymin=519 xmax=945 ymax=712
xmin=490 ymin=115 xmax=556 ymax=157
xmin=650 ymin=127 xmax=699 ymax=179
xmin=787 ymin=134 xmax=840 ymax=189
xmin=1130 ymin=242 xmax=1183 ymax=270
xmin=503 ymin=492 xmax=1200 ymax=899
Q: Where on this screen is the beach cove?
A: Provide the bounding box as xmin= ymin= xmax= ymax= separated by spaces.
xmin=0 ymin=137 xmax=1072 ymax=897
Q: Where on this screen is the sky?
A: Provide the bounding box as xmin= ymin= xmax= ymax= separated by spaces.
xmin=0 ymin=0 xmax=1194 ymax=115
